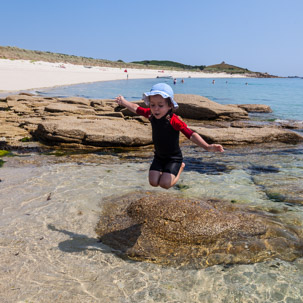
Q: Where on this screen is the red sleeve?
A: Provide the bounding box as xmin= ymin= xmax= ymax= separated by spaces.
xmin=136 ymin=107 xmax=151 ymax=118
xmin=170 ymin=114 xmax=194 ymax=139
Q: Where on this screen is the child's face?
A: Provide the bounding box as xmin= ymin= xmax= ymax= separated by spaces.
xmin=149 ymin=95 xmax=172 ymax=119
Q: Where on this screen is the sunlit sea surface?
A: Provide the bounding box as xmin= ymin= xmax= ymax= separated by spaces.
xmin=1 ymin=78 xmax=303 ymax=302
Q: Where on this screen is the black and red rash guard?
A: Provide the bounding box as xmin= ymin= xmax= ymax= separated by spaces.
xmin=136 ymin=107 xmax=194 ymax=158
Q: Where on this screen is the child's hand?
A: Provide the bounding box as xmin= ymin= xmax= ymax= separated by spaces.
xmin=207 ymin=144 xmax=224 ymax=153
xmin=115 ymin=96 xmax=139 ymax=114
xmin=115 ymin=95 xmax=126 ymax=106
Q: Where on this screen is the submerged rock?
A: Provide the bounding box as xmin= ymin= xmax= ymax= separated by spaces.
xmin=96 ymin=192 xmax=303 ymax=268
xmin=252 ymin=174 xmax=303 ymax=205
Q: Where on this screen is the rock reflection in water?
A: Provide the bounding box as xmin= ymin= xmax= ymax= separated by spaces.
xmin=96 ymin=191 xmax=303 ymax=269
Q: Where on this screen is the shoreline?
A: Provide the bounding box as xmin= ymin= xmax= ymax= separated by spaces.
xmin=0 ymin=58 xmax=249 ymax=94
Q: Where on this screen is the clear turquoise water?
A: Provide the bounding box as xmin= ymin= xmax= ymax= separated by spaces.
xmin=1 ymin=145 xmax=303 ymax=302
xmin=1 ymin=78 xmax=303 ymax=302
xmin=39 ymin=77 xmax=303 ymax=121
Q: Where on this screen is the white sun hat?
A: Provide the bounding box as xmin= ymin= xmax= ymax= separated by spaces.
xmin=142 ymin=83 xmax=178 ymax=108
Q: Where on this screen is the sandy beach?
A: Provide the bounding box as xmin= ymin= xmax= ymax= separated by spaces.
xmin=0 ymin=58 xmax=247 ymax=93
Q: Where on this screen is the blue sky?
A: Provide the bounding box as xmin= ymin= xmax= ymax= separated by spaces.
xmin=1 ymin=0 xmax=303 ymax=76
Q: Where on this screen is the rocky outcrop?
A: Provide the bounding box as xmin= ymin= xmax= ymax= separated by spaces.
xmin=125 ymin=95 xmax=250 ymax=120
xmin=174 ymin=94 xmax=249 ymax=120
xmin=96 ymin=191 xmax=303 ymax=268
xmin=0 ymin=123 xmax=29 ymax=142
xmin=190 ymin=126 xmax=303 ymax=145
xmin=236 ymin=104 xmax=272 ymax=113
xmin=0 ymin=93 xmax=302 ymax=148
xmin=44 ymin=103 xmax=96 ymax=115
xmin=34 ymin=116 xmax=152 ymax=147
xmin=57 ymin=96 xmax=92 ymax=106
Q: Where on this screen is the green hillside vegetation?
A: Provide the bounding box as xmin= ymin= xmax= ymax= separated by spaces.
xmin=0 ymin=46 xmax=128 ymax=68
xmin=204 ymin=61 xmax=251 ymax=74
xmin=131 ymin=60 xmax=206 ymax=71
xmin=0 ymin=46 xmax=277 ymax=77
xmin=0 ymin=46 xmax=200 ymax=71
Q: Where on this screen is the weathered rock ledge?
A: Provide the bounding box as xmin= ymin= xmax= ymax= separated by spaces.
xmin=96 ymin=191 xmax=303 ymax=268
xmin=0 ymin=93 xmax=302 ymax=149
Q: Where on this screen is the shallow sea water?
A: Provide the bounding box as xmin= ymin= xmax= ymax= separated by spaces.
xmin=1 ymin=142 xmax=303 ymax=303
xmin=1 ymin=77 xmax=303 ymax=302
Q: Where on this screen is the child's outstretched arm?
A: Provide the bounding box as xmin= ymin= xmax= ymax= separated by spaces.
xmin=190 ymin=132 xmax=224 ymax=152
xmin=115 ymin=95 xmax=139 ymax=114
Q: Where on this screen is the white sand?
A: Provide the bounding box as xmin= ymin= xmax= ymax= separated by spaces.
xmin=0 ymin=59 xmax=247 ymax=92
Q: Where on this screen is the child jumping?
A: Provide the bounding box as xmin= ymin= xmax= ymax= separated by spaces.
xmin=116 ymin=83 xmax=224 ymax=189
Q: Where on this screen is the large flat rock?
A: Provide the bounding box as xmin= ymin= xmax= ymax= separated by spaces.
xmin=44 ymin=103 xmax=96 ymax=115
xmin=125 ymin=94 xmax=249 ymax=120
xmin=34 ymin=116 xmax=152 ymax=147
xmin=191 ymin=126 xmax=303 ymax=145
xmin=174 ymin=94 xmax=249 ymax=120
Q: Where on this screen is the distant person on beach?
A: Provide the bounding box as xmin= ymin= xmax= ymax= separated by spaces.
xmin=173 ymin=78 xmax=177 ymax=85
xmin=115 ymin=83 xmax=224 ymax=189
xmin=181 ymin=79 xmax=184 ymax=83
